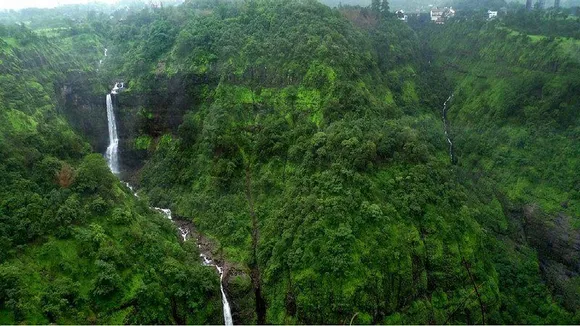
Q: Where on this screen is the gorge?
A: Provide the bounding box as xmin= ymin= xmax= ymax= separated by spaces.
xmin=104 ymin=84 xmax=234 ymax=325
xmin=0 ymin=0 xmax=579 ymax=324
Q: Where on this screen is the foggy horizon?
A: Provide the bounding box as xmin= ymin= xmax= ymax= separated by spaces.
xmin=0 ymin=0 xmax=119 ymax=10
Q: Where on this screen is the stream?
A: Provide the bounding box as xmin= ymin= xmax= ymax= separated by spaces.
xmin=104 ymin=82 xmax=233 ymax=325
xmin=442 ymin=94 xmax=455 ymax=164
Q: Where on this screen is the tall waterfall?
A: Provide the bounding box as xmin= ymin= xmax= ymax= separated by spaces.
xmin=105 ymin=94 xmax=120 ymax=174
xmin=208 ymin=257 xmax=234 ymax=326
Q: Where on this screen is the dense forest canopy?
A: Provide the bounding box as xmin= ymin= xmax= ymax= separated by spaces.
xmin=0 ymin=21 xmax=221 ymax=324
xmin=0 ymin=0 xmax=578 ymax=324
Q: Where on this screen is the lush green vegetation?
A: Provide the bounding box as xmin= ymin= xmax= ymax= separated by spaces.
xmin=94 ymin=0 xmax=579 ymax=324
xmin=426 ymin=14 xmax=580 ymax=216
xmin=424 ymin=9 xmax=580 ymax=320
xmin=1 ymin=0 xmax=579 ymax=324
xmin=0 ymin=24 xmax=221 ymax=324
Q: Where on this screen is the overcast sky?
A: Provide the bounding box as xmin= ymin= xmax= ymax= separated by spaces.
xmin=0 ymin=0 xmax=119 ymax=10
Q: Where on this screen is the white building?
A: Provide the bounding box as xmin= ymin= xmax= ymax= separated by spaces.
xmin=396 ymin=10 xmax=408 ymax=22
xmin=430 ymin=8 xmax=443 ymax=22
xmin=430 ymin=7 xmax=455 ymax=24
xmin=488 ymin=10 xmax=498 ymax=19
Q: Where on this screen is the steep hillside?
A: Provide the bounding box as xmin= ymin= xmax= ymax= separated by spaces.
xmin=2 ymin=1 xmax=579 ymax=324
xmin=425 ymin=14 xmax=580 ymax=319
xmin=97 ymin=0 xmax=578 ymax=324
xmin=0 ymin=24 xmax=221 ymax=324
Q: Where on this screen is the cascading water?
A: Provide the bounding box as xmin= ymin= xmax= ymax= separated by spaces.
xmin=105 ymin=93 xmax=120 ymax=174
xmin=204 ymin=255 xmax=234 ymax=326
xmin=217 ymin=264 xmax=234 ymax=325
xmin=179 ymin=226 xmax=234 ymax=326
xmin=442 ymin=95 xmax=455 ymax=164
xmin=104 ymin=78 xmax=233 ymax=325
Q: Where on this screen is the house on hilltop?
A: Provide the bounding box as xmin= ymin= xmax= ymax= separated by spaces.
xmin=430 ymin=8 xmax=443 ymax=23
xmin=430 ymin=7 xmax=455 ymax=24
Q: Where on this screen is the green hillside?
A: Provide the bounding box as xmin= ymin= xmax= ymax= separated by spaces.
xmin=97 ymin=0 xmax=579 ymax=324
xmin=425 ymin=14 xmax=580 ymax=320
xmin=0 ymin=0 xmax=578 ymax=324
xmin=0 ymin=24 xmax=221 ymax=324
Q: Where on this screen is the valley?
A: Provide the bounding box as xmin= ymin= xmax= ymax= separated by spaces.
xmin=0 ymin=0 xmax=578 ymax=324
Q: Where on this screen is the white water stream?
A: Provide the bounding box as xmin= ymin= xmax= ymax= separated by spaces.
xmin=442 ymin=95 xmax=455 ymax=163
xmin=202 ymin=249 xmax=234 ymax=326
xmin=180 ymin=227 xmax=234 ymax=326
xmin=104 ymin=82 xmax=233 ymax=325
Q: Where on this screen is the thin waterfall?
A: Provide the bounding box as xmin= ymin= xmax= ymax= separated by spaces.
xmin=180 ymin=227 xmax=234 ymax=326
xmin=105 ymin=93 xmax=120 ymax=174
xmin=200 ymin=252 xmax=233 ymax=325
xmin=219 ymin=268 xmax=234 ymax=326
xmin=442 ymin=94 xmax=455 ymax=164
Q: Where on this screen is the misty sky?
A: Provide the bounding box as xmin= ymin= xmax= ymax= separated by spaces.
xmin=0 ymin=0 xmax=118 ymax=10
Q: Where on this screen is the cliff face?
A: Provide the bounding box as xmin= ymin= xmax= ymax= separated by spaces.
xmin=60 ymin=86 xmax=108 ymax=153
xmin=58 ymin=72 xmax=206 ymax=179
xmin=112 ymin=72 xmax=215 ymax=180
xmin=0 ymin=23 xmax=224 ymax=324
xmin=521 ymin=206 xmax=580 ymax=310
xmin=43 ymin=1 xmax=580 ymax=323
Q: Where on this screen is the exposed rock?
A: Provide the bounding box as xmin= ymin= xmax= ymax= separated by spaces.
xmin=519 ymin=205 xmax=580 ymax=310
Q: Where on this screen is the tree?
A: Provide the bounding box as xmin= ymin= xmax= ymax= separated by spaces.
xmin=56 ymin=163 xmax=75 ymax=189
xmin=380 ymin=0 xmax=390 ymax=16
xmin=73 ymin=154 xmax=115 ymax=196
xmin=91 ymin=260 xmax=121 ymax=298
xmin=371 ymin=0 xmax=381 ymax=14
xmin=371 ymin=0 xmax=390 ymax=18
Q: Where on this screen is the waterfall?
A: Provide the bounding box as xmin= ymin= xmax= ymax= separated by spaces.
xmin=125 ymin=186 xmax=234 ymax=325
xmin=107 ymin=79 xmax=233 ymax=325
xmin=218 ymin=267 xmax=234 ymax=326
xmin=442 ymin=94 xmax=455 ymax=164
xmin=200 ymin=250 xmax=234 ymax=326
xmin=105 ymin=94 xmax=120 ymax=175
xmin=178 ymin=224 xmax=234 ymax=326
